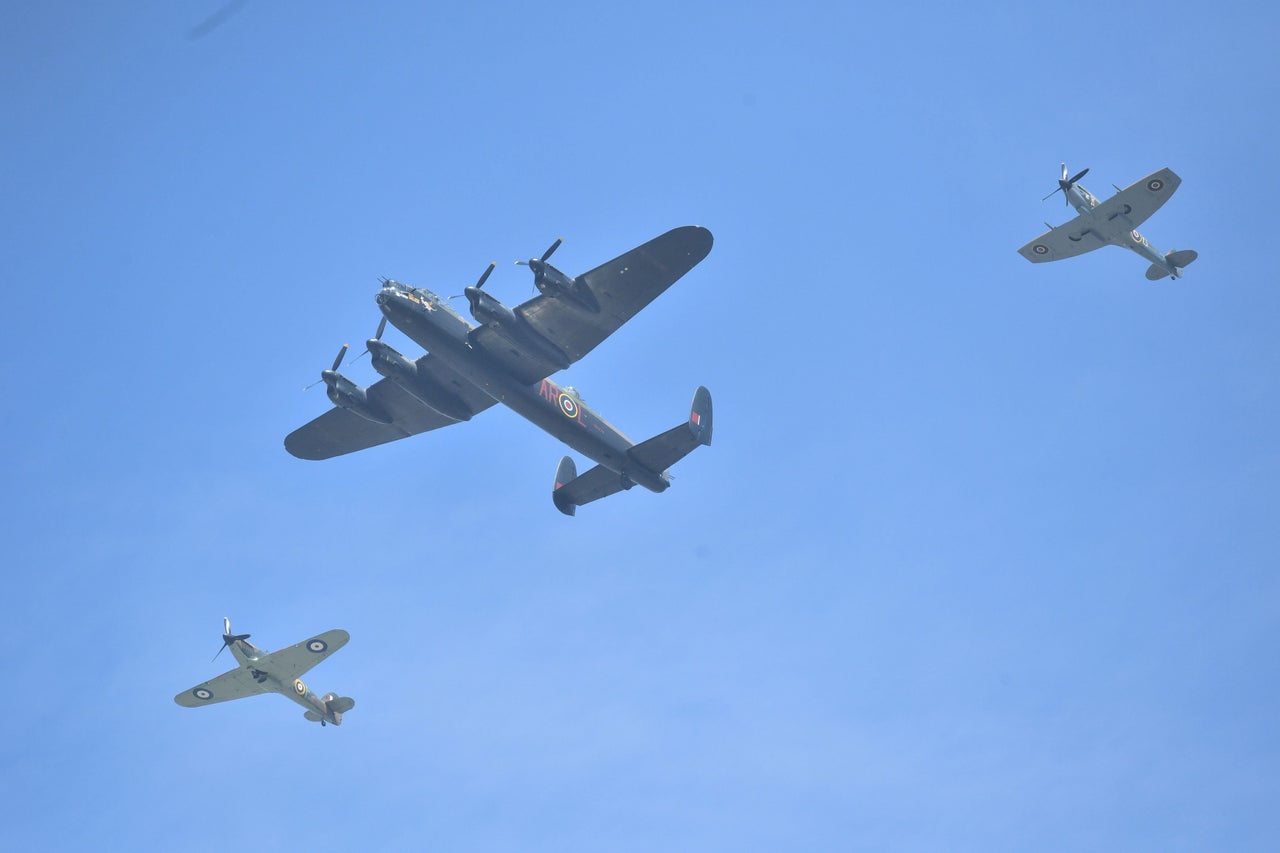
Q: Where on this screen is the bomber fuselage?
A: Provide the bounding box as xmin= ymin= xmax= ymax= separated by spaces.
xmin=375 ymin=280 xmax=670 ymax=492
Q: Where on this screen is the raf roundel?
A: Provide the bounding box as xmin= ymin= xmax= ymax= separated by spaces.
xmin=1033 ymin=244 xmax=1049 ymax=255
xmin=1147 ymin=178 xmax=1164 ymax=192
xmin=193 ymin=687 xmax=213 ymax=701
xmin=307 ymin=638 xmax=328 ymax=654
xmin=294 ymin=679 xmax=307 ymax=696
xmin=558 ymin=394 xmax=579 ymax=419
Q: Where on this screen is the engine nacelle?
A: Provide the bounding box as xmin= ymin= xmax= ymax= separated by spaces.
xmin=368 ymin=339 xmax=473 ymax=422
xmin=465 ymin=287 xmax=518 ymax=327
xmin=533 ymin=263 xmax=599 ymax=312
xmin=323 ymin=371 xmax=392 ymax=424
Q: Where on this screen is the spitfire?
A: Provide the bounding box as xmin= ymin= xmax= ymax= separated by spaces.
xmin=1018 ymin=163 xmax=1197 ymax=281
xmin=175 ymin=618 xmax=355 ymax=726
xmin=286 ymin=226 xmax=715 ymax=515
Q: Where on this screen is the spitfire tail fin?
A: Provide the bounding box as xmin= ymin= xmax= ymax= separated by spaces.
xmin=1146 ymin=249 xmax=1198 ymax=280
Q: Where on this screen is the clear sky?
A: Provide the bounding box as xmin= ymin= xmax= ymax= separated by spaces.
xmin=4 ymin=1 xmax=1279 ymax=850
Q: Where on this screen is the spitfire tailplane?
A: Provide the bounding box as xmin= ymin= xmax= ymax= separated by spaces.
xmin=1146 ymin=249 xmax=1198 ymax=281
xmin=551 ymin=387 xmax=713 ymax=516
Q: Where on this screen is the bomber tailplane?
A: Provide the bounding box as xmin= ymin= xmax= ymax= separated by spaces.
xmin=551 ymin=387 xmax=713 ymax=516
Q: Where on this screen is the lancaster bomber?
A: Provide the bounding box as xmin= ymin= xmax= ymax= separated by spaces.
xmin=1019 ymin=163 xmax=1197 ymax=280
xmin=285 ymin=226 xmax=715 ymax=515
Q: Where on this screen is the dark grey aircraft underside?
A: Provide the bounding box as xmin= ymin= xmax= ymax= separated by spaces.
xmin=286 ymin=226 xmax=715 ymax=513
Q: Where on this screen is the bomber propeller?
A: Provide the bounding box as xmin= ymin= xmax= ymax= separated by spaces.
xmin=516 ymin=238 xmax=562 ymax=290
xmin=304 ymin=343 xmax=350 ymax=390
xmin=453 ymin=261 xmax=497 ymax=311
xmin=1043 ymin=163 xmax=1090 ymax=205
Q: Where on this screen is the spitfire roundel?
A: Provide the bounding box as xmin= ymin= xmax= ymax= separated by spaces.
xmin=558 ymin=393 xmax=579 ymax=418
xmin=1147 ymin=178 xmax=1164 ymax=192
xmin=294 ymin=679 xmax=307 ymax=695
xmin=307 ymin=639 xmax=328 ymax=653
xmin=1032 ymin=244 xmax=1049 ymax=255
xmin=193 ymin=687 xmax=213 ymax=701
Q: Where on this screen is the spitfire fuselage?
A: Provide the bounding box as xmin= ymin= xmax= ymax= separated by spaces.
xmin=375 ymin=281 xmax=671 ymax=493
xmin=1065 ymin=182 xmax=1178 ymax=277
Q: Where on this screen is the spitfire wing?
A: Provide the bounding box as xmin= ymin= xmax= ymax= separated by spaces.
xmin=1090 ymin=167 xmax=1181 ymax=231
xmin=1018 ymin=214 xmax=1109 ymax=263
xmin=256 ymin=629 xmax=350 ymax=683
xmin=284 ymin=357 xmax=496 ymax=460
xmin=471 ymin=226 xmax=713 ymax=385
xmin=174 ymin=667 xmax=272 ymax=707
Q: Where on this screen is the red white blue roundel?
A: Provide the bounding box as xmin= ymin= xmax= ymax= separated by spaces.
xmin=1131 ymin=230 xmax=1143 ymax=243
xmin=193 ymin=687 xmax=213 ymax=701
xmin=1147 ymin=178 xmax=1164 ymax=192
xmin=294 ymin=679 xmax=307 ymax=695
xmin=1032 ymin=244 xmax=1049 ymax=255
xmin=307 ymin=639 xmax=328 ymax=653
xmin=558 ymin=393 xmax=579 ymax=418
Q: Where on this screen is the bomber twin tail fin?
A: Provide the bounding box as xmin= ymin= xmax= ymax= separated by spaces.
xmin=551 ymin=387 xmax=713 ymax=516
xmin=626 ymin=385 xmax=713 ymax=473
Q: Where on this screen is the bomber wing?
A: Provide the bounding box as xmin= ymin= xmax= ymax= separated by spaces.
xmin=254 ymin=629 xmax=350 ymax=684
xmin=285 ymin=356 xmax=497 ymax=460
xmin=175 ymin=667 xmax=272 ymax=707
xmin=1089 ymin=167 xmax=1181 ymax=232
xmin=470 ymin=226 xmax=713 ymax=384
xmin=1018 ymin=214 xmax=1110 ymax=263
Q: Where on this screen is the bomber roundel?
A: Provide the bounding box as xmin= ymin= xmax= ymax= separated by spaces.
xmin=1147 ymin=178 xmax=1164 ymax=192
xmin=306 ymin=638 xmax=328 ymax=653
xmin=193 ymin=687 xmax=213 ymax=701
xmin=1032 ymin=244 xmax=1049 ymax=255
xmin=558 ymin=393 xmax=579 ymax=419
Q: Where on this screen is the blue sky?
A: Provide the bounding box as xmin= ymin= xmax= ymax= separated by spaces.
xmin=4 ymin=1 xmax=1279 ymax=850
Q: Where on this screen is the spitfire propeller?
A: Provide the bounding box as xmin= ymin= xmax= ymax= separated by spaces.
xmin=1043 ymin=163 xmax=1090 ymax=204
xmin=213 ymin=617 xmax=250 ymax=662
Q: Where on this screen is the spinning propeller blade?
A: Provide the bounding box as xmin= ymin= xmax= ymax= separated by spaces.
xmin=516 ymin=237 xmax=563 ymax=266
xmin=1042 ymin=164 xmax=1091 ymax=204
xmin=213 ymin=617 xmax=251 ymax=662
xmin=449 ymin=262 xmax=498 ymax=301
xmin=304 ymin=342 xmax=352 ymax=390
